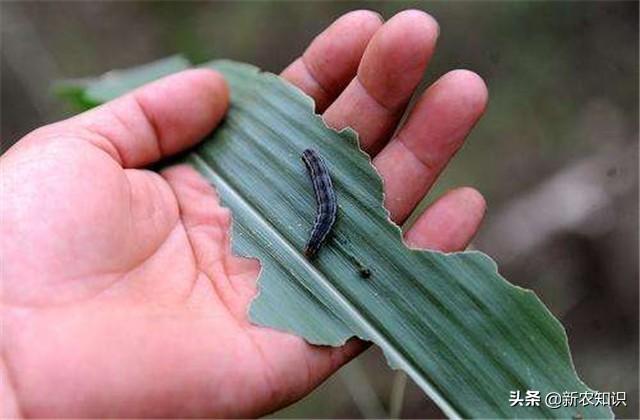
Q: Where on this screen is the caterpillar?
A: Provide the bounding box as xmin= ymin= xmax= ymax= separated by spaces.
xmin=301 ymin=149 xmax=337 ymax=258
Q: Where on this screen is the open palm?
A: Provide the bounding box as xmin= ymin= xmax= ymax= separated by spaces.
xmin=1 ymin=10 xmax=488 ymax=418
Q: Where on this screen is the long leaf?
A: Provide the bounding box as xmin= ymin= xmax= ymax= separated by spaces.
xmin=61 ymin=57 xmax=611 ymax=419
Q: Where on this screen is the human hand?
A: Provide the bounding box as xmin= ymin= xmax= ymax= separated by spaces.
xmin=1 ymin=10 xmax=487 ymax=418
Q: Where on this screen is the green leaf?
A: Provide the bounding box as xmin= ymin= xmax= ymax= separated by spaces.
xmin=54 ymin=55 xmax=191 ymax=109
xmin=61 ymin=57 xmax=612 ymax=419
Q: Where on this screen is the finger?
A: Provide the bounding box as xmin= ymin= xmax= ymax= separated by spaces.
xmin=323 ymin=10 xmax=439 ymax=154
xmin=404 ymin=187 xmax=486 ymax=252
xmin=246 ymin=329 xmax=369 ymax=416
xmin=281 ymin=10 xmax=383 ymax=112
xmin=288 ymin=337 xmax=370 ymax=410
xmin=66 ymin=69 xmax=228 ymax=168
xmin=374 ymin=70 xmax=488 ymax=223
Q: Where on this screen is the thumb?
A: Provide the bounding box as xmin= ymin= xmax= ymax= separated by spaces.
xmin=64 ymin=68 xmax=228 ymax=168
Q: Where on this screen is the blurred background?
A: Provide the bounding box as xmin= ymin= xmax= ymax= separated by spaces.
xmin=1 ymin=1 xmax=638 ymax=418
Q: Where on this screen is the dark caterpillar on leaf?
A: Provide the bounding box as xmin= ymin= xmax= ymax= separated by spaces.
xmin=301 ymin=149 xmax=337 ymax=258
